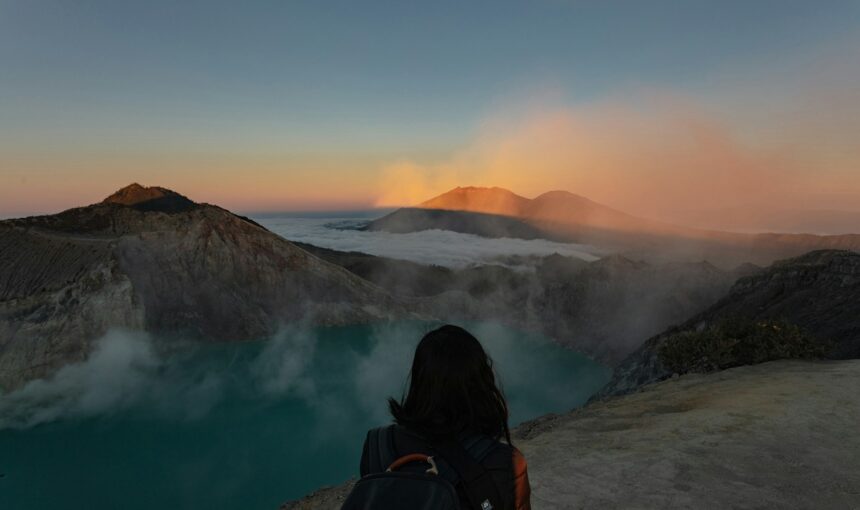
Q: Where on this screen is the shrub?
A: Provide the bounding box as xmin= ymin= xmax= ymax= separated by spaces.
xmin=658 ymin=318 xmax=830 ymax=375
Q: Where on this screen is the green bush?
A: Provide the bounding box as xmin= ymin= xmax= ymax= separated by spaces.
xmin=658 ymin=318 xmax=830 ymax=374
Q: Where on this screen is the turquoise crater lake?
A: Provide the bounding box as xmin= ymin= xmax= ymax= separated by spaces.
xmin=0 ymin=322 xmax=610 ymax=510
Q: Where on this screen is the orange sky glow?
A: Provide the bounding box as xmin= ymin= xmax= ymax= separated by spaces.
xmin=2 ymin=67 xmax=859 ymax=225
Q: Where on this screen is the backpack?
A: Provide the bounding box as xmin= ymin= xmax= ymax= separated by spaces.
xmin=341 ymin=425 xmax=504 ymax=510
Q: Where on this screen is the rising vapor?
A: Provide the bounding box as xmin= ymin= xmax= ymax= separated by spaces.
xmin=375 ymin=92 xmax=860 ymax=230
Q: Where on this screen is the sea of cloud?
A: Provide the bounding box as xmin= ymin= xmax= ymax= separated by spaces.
xmin=254 ymin=215 xmax=601 ymax=268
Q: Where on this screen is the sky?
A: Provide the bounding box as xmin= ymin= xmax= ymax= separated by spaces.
xmin=1 ymin=0 xmax=859 ymax=225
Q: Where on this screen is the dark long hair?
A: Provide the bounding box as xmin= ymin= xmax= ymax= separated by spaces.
xmin=388 ymin=324 xmax=512 ymax=444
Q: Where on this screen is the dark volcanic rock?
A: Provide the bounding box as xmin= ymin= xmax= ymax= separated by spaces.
xmin=596 ymin=250 xmax=860 ymax=398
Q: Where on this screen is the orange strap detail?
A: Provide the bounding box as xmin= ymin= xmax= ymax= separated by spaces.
xmin=386 ymin=453 xmax=434 ymax=472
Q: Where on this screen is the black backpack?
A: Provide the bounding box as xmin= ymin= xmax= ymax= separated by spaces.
xmin=341 ymin=425 xmax=504 ymax=510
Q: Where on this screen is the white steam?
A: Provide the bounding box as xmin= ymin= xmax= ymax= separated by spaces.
xmin=351 ymin=323 xmax=429 ymax=421
xmin=251 ymin=326 xmax=317 ymax=397
xmin=0 ymin=328 xmax=320 ymax=429
xmin=0 ymin=330 xmax=160 ymax=428
xmin=0 ymin=322 xmax=607 ymax=431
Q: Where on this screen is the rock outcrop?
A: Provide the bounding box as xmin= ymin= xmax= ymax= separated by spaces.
xmin=596 ymin=249 xmax=860 ymax=399
xmin=284 ymin=359 xmax=860 ymax=509
xmin=0 ymin=184 xmax=400 ymax=391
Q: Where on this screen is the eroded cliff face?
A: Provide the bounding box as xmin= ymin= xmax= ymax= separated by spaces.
xmin=0 ymin=185 xmax=400 ymax=391
xmin=0 ymin=230 xmax=144 ymax=389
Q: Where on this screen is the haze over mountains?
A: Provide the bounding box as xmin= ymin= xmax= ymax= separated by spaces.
xmin=3 ymin=183 xmax=859 ymax=392
xmin=0 ymin=184 xmax=741 ymax=390
xmin=0 ymin=185 xmax=735 ymax=384
xmin=368 ymin=186 xmax=860 ymax=266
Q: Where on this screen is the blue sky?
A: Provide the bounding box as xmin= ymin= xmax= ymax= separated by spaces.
xmin=1 ymin=0 xmax=858 ymax=215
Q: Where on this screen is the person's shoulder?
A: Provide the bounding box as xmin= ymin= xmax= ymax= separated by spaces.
xmin=361 ymin=424 xmax=399 ymax=458
xmin=511 ymin=446 xmax=528 ymax=474
xmin=486 ymin=439 xmax=515 ymax=454
xmin=362 ymin=424 xmax=388 ymax=444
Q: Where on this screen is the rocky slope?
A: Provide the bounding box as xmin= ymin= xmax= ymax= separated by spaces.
xmin=296 ymin=243 xmax=736 ymax=364
xmin=0 ymin=184 xmax=400 ymax=391
xmin=284 ymin=359 xmax=860 ymax=509
xmin=368 ymin=187 xmax=860 ymax=266
xmin=597 ymin=249 xmax=860 ymax=399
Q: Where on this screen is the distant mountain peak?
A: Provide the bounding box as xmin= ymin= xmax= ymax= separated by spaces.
xmin=418 ymin=186 xmax=530 ymax=216
xmin=102 ymin=183 xmax=198 ymax=213
xmin=415 ymin=185 xmax=639 ymax=229
xmin=534 ymin=189 xmax=590 ymax=202
xmin=103 ymin=183 xmax=184 ymax=205
xmin=428 ymin=186 xmax=524 ymax=198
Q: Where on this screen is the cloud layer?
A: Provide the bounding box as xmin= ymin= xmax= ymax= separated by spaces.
xmin=257 ymin=216 xmax=602 ymax=268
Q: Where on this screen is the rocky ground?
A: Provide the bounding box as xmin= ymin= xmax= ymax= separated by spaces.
xmin=284 ymin=359 xmax=860 ymax=509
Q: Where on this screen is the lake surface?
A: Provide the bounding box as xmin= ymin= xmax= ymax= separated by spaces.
xmin=0 ymin=322 xmax=610 ymax=510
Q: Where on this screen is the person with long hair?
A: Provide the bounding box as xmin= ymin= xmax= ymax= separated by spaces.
xmin=356 ymin=324 xmax=531 ymax=510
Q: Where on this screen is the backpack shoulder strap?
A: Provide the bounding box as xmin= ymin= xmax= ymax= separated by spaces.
xmin=431 ymin=435 xmax=504 ymax=510
xmin=364 ymin=425 xmax=398 ymax=473
xmin=462 ymin=434 xmax=500 ymax=464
